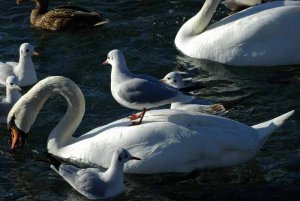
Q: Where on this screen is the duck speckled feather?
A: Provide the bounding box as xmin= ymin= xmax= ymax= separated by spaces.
xmin=17 ymin=0 xmax=109 ymax=31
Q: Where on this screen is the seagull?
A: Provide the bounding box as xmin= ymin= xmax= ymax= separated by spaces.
xmin=50 ymin=148 xmax=141 ymax=200
xmin=0 ymin=43 xmax=38 ymax=87
xmin=161 ymin=72 xmax=225 ymax=115
xmin=102 ymin=49 xmax=194 ymax=125
xmin=0 ymin=76 xmax=22 ymax=123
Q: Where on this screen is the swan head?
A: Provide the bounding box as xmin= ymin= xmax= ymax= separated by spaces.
xmin=112 ymin=148 xmax=141 ymax=167
xmin=19 ymin=43 xmax=39 ymax=57
xmin=102 ymin=49 xmax=127 ymax=70
xmin=6 ymin=76 xmax=22 ymax=92
xmin=160 ymin=72 xmax=185 ymax=89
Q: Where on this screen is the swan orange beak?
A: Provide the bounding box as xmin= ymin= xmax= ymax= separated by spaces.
xmin=32 ymin=51 xmax=39 ymax=56
xmin=102 ymin=59 xmax=109 ymax=65
xmin=10 ymin=126 xmax=27 ymax=150
xmin=130 ymin=156 xmax=141 ymax=160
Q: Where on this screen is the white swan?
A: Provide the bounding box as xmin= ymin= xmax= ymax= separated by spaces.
xmin=8 ymin=76 xmax=294 ymax=174
xmin=175 ymin=0 xmax=300 ymax=66
xmin=0 ymin=76 xmax=22 ymax=123
xmin=50 ymin=148 xmax=141 ymax=200
xmin=0 ymin=43 xmax=38 ymax=87
xmin=161 ymin=72 xmax=226 ymax=115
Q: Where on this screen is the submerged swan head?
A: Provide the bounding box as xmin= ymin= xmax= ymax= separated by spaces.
xmin=160 ymin=72 xmax=185 ymax=89
xmin=19 ymin=43 xmax=39 ymax=58
xmin=7 ymin=76 xmax=85 ymax=151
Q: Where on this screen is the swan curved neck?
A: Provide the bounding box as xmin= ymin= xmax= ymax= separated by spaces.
xmin=11 ymin=77 xmax=85 ymax=152
xmin=175 ymin=0 xmax=221 ymax=42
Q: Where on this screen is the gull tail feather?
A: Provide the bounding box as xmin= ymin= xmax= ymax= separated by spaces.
xmin=252 ymin=110 xmax=294 ymax=148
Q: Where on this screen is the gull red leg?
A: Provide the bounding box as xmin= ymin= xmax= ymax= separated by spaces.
xmin=130 ymin=108 xmax=147 ymax=126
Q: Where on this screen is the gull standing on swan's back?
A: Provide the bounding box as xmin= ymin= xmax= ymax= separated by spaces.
xmin=0 ymin=76 xmax=22 ymax=124
xmin=102 ymin=49 xmax=194 ymax=125
xmin=161 ymin=72 xmax=225 ymax=115
xmin=175 ymin=0 xmax=300 ymax=66
xmin=50 ymin=149 xmax=141 ymax=200
xmin=7 ymin=76 xmax=294 ymax=174
xmin=0 ymin=43 xmax=38 ymax=87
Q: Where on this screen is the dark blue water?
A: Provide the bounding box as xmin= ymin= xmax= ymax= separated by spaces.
xmin=0 ymin=0 xmax=300 ymax=200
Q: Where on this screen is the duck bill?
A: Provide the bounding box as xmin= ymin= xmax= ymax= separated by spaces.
xmin=130 ymin=156 xmax=141 ymax=161
xmin=102 ymin=59 xmax=109 ymax=65
xmin=32 ymin=51 xmax=39 ymax=56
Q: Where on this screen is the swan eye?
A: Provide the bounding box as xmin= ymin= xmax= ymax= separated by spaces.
xmin=118 ymin=156 xmax=122 ymax=161
xmin=124 ymin=154 xmax=128 ymax=158
xmin=26 ymin=49 xmax=29 ymax=52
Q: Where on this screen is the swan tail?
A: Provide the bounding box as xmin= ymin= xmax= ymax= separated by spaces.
xmin=252 ymin=110 xmax=294 ymax=147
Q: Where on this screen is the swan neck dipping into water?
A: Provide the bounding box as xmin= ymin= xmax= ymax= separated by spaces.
xmin=8 ymin=76 xmax=85 ymax=151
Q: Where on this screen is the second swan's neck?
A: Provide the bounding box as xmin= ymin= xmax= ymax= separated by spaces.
xmin=175 ymin=0 xmax=221 ymax=43
xmin=12 ymin=76 xmax=85 ymax=152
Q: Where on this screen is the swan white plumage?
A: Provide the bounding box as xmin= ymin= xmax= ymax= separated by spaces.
xmin=161 ymin=72 xmax=226 ymax=115
xmin=50 ymin=148 xmax=141 ymax=200
xmin=0 ymin=43 xmax=38 ymax=87
xmin=175 ymin=0 xmax=300 ymax=66
xmin=8 ymin=76 xmax=294 ymax=174
xmin=222 ymin=0 xmax=262 ymax=12
xmin=0 ymin=76 xmax=22 ymax=123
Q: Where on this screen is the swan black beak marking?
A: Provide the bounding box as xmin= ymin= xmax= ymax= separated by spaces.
xmin=130 ymin=156 xmax=141 ymax=161
xmin=8 ymin=116 xmax=27 ymax=151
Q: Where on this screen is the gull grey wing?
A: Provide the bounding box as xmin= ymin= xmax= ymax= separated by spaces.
xmin=56 ymin=164 xmax=82 ymax=185
xmin=118 ymin=78 xmax=182 ymax=104
xmin=0 ymin=63 xmax=13 ymax=85
xmin=76 ymin=171 xmax=108 ymax=199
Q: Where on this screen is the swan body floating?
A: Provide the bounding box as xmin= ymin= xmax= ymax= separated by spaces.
xmin=16 ymin=0 xmax=109 ymax=31
xmin=175 ymin=0 xmax=300 ymax=66
xmin=0 ymin=76 xmax=22 ymax=124
xmin=103 ymin=49 xmax=193 ymax=125
xmin=50 ymin=149 xmax=141 ymax=200
xmin=161 ymin=72 xmax=225 ymax=115
xmin=8 ymin=76 xmax=294 ymax=174
xmin=0 ymin=43 xmax=38 ymax=87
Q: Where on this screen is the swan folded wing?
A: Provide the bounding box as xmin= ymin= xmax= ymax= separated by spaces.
xmin=117 ymin=78 xmax=181 ymax=105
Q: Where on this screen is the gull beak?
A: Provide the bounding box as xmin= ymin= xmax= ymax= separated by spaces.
xmin=102 ymin=59 xmax=109 ymax=65
xmin=10 ymin=126 xmax=27 ymax=150
xmin=130 ymin=156 xmax=141 ymax=161
xmin=14 ymin=85 xmax=22 ymax=91
xmin=160 ymin=79 xmax=166 ymax=83
xmin=32 ymin=51 xmax=39 ymax=56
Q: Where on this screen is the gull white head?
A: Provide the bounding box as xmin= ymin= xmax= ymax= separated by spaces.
xmin=6 ymin=76 xmax=22 ymax=92
xmin=161 ymin=72 xmax=185 ymax=89
xmin=102 ymin=49 xmax=129 ymax=73
xmin=19 ymin=43 xmax=39 ymax=57
xmin=111 ymin=148 xmax=141 ymax=167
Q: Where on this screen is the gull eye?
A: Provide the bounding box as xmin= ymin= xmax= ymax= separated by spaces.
xmin=10 ymin=82 xmax=14 ymax=85
xmin=167 ymin=77 xmax=171 ymax=80
xmin=26 ymin=49 xmax=29 ymax=52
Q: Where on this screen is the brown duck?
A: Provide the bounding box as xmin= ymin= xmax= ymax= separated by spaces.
xmin=16 ymin=0 xmax=109 ymax=31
